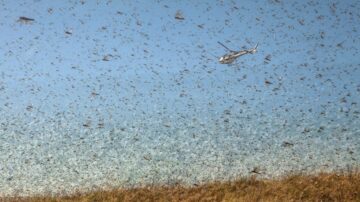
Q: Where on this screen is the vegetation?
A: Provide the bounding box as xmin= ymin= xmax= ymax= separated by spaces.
xmin=4 ymin=170 xmax=360 ymax=202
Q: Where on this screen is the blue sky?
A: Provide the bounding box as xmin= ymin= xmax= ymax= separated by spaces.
xmin=0 ymin=0 xmax=360 ymax=195
xmin=0 ymin=0 xmax=359 ymax=128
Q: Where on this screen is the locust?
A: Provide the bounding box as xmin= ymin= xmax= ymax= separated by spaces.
xmin=17 ymin=16 xmax=35 ymax=23
xmin=218 ymin=41 xmax=258 ymax=64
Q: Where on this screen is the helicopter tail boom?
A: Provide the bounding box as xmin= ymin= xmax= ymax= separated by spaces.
xmin=248 ymin=43 xmax=259 ymax=54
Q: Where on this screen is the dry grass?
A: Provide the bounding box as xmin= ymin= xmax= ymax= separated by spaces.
xmin=3 ymin=170 xmax=360 ymax=202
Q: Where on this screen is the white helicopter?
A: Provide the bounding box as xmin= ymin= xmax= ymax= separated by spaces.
xmin=218 ymin=41 xmax=258 ymax=64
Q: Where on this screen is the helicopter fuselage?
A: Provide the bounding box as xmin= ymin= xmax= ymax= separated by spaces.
xmin=219 ymin=50 xmax=251 ymax=64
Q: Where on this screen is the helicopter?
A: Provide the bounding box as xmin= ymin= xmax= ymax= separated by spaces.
xmin=218 ymin=41 xmax=258 ymax=64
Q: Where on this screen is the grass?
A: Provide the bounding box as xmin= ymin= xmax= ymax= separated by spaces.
xmin=3 ymin=169 xmax=360 ymax=202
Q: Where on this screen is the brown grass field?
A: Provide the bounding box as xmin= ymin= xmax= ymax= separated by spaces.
xmin=3 ymin=170 xmax=360 ymax=202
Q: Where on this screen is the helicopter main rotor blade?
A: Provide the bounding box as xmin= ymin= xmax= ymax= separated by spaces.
xmin=217 ymin=41 xmax=236 ymax=52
